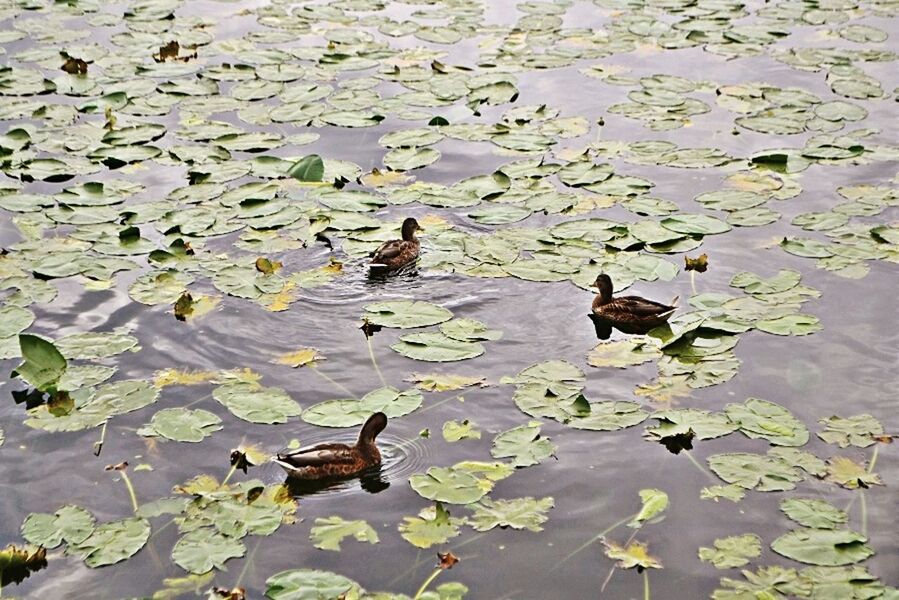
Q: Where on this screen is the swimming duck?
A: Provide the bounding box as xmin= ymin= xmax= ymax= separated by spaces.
xmin=591 ymin=274 xmax=677 ymax=334
xmin=370 ymin=217 xmax=422 ymax=271
xmin=273 ymin=412 xmax=387 ymax=480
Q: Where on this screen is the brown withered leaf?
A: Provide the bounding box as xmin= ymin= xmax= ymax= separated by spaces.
xmin=210 ymin=587 xmax=246 ymax=600
xmin=154 ymin=41 xmax=180 ymax=62
xmin=0 ymin=544 xmax=48 ymax=586
xmin=685 ymin=254 xmax=709 ymax=273
xmin=61 ymin=56 xmax=88 ymax=75
xmin=105 ymin=461 xmax=128 ymax=471
xmin=255 ymin=257 xmax=283 ymax=275
xmin=48 ymin=391 xmax=74 ymax=416
xmin=437 ymin=551 xmax=459 ymax=570
xmin=174 ymin=291 xmax=194 ymax=322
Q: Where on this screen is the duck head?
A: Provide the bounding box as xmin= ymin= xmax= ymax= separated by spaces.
xmin=358 ymin=412 xmax=388 ymax=445
xmin=401 ymin=217 xmax=423 ymax=241
xmin=593 ymin=273 xmax=614 ymax=305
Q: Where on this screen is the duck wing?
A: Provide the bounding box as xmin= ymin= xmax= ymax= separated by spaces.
xmin=274 ymin=443 xmax=355 ymax=468
xmin=614 ymin=296 xmax=677 ymax=316
xmin=371 ymin=240 xmax=405 ymax=263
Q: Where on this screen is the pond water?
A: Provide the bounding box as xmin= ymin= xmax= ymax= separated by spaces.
xmin=0 ymin=0 xmax=897 ymax=599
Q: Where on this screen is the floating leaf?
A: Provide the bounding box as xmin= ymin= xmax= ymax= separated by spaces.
xmin=469 ymin=496 xmax=554 ymax=532
xmin=603 ymin=540 xmax=663 ymax=570
xmin=818 ymin=414 xmax=883 ymax=448
xmin=265 ymin=569 xmax=362 ymax=600
xmin=700 ymin=485 xmax=746 ymax=503
xmin=699 ymin=534 xmax=762 ymax=569
xmin=824 ymin=456 xmax=882 ymax=490
xmin=302 ymin=387 xmax=421 ymax=427
xmin=780 ymin=498 xmax=847 ymax=530
xmin=172 ymin=529 xmax=245 ymax=574
xmin=630 ymin=489 xmax=669 ymax=527
xmin=756 ymin=314 xmax=822 ymax=336
xmin=310 ymin=517 xmax=379 ymax=552
xmin=409 ymin=467 xmax=489 ymax=505
xmin=138 ymin=408 xmax=223 ymax=443
xmin=391 ymin=333 xmax=485 ymax=362
xmin=71 ymin=517 xmax=151 ymax=568
xmin=491 ymin=422 xmax=556 ymax=468
xmin=587 ymin=338 xmax=661 ymax=368
xmin=568 ymin=401 xmax=648 ymax=431
xmin=363 ymin=300 xmax=453 ymax=329
xmin=724 ymin=398 xmax=809 ymax=446
xmin=213 ymin=382 xmax=301 ymax=424
xmin=442 ymin=420 xmax=480 ymax=442
xmin=399 ymin=503 xmax=465 ymax=549
xmin=21 ymin=505 xmax=96 ymax=548
xmin=274 ymin=348 xmax=324 ymax=368
xmin=406 ymin=373 xmax=487 ymax=392
xmin=771 ymin=529 xmax=873 ymax=566
xmin=13 ymin=334 xmax=67 ymax=393
xmin=287 ymin=154 xmax=324 ymax=182
xmin=707 ymin=452 xmax=804 ymax=491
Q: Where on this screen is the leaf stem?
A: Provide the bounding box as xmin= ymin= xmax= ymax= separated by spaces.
xmin=690 ymin=270 xmax=696 ymax=296
xmin=413 ymin=569 xmax=443 ymax=600
xmin=859 ymin=490 xmax=867 ymax=537
xmin=93 ymin=420 xmax=108 ymax=457
xmin=553 ymin=514 xmax=633 ymax=570
xmin=310 ymin=366 xmax=358 ymax=398
xmin=235 ymin=537 xmax=262 ymax=589
xmin=643 ymin=570 xmax=651 ymax=600
xmin=867 ymin=445 xmax=879 ymax=473
xmin=683 ymin=450 xmax=716 ymax=482
xmin=221 ymin=463 xmax=238 ymax=487
xmin=120 ymin=470 xmax=139 ymax=514
xmin=366 ymin=335 xmax=387 ymax=387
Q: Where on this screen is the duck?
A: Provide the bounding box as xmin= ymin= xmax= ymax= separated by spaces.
xmin=273 ymin=412 xmax=387 ymax=480
xmin=591 ymin=274 xmax=677 ymax=334
xmin=370 ymin=217 xmax=422 ymax=271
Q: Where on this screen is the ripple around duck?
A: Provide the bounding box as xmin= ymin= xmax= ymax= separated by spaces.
xmin=257 ymin=432 xmax=432 ymax=499
xmin=297 ymin=259 xmax=447 ymax=308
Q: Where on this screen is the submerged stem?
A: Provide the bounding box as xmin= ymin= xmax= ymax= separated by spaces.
xmin=553 ymin=514 xmax=633 ymax=571
xmin=366 ymin=336 xmax=387 ymax=387
xmin=120 ymin=471 xmax=139 ymax=514
xmin=310 ymin=366 xmax=358 ymax=398
xmin=644 ymin=570 xmax=651 ymax=600
xmin=683 ymin=450 xmax=716 ymax=482
xmin=221 ymin=463 xmax=238 ymax=488
xmin=690 ymin=270 xmax=696 ymax=296
xmin=859 ymin=490 xmax=867 ymax=537
xmin=235 ymin=537 xmax=262 ymax=589
xmin=413 ymin=569 xmax=442 ymax=600
xmin=867 ymin=445 xmax=879 ymax=473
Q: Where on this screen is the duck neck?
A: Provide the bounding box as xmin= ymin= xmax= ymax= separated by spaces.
xmin=401 ymin=223 xmax=418 ymax=242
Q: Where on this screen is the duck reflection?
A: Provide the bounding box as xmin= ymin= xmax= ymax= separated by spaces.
xmin=284 ymin=465 xmax=390 ymax=496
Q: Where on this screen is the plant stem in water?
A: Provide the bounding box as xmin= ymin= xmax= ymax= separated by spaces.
xmin=310 ymin=366 xmax=358 ymax=398
xmin=93 ymin=420 xmax=108 ymax=456
xmin=690 ymin=271 xmax=696 ymax=296
xmin=367 ymin=335 xmax=387 ymax=387
xmin=553 ymin=514 xmax=632 ymax=570
xmin=644 ymin=570 xmax=651 ymax=600
xmin=221 ymin=463 xmax=238 ymax=487
xmin=413 ymin=569 xmax=443 ymax=600
xmin=235 ymin=537 xmax=262 ymax=589
xmin=859 ymin=490 xmax=867 ymax=537
xmin=683 ymin=450 xmax=716 ymax=482
xmin=867 ymin=445 xmax=879 ymax=473
xmin=121 ymin=470 xmax=139 ymax=514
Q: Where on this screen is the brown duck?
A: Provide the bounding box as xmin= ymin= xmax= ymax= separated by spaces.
xmin=273 ymin=412 xmax=387 ymax=480
xmin=591 ymin=274 xmax=677 ymax=334
xmin=370 ymin=217 xmax=422 ymax=270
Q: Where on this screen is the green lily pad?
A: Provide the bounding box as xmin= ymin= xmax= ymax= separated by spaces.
xmin=409 ymin=466 xmax=489 ymax=504
xmin=172 ymin=529 xmax=246 ymax=574
xmin=568 ymin=401 xmax=648 ymax=431
xmin=213 ymin=382 xmax=301 ymax=424
xmin=491 ymin=422 xmax=556 ymax=468
xmin=699 ymin=534 xmax=762 ymax=569
xmin=442 ymin=419 xmax=480 ymax=442
xmin=265 ymin=569 xmax=362 ymax=600
xmin=398 ymin=503 xmax=465 ymax=549
xmin=780 ymin=498 xmax=847 ymax=530
xmin=469 ymin=496 xmax=554 ymax=532
xmin=708 ymin=451 xmax=804 ymax=491
xmin=12 ymin=334 xmax=67 ymax=393
xmin=302 ymin=387 xmax=421 ymax=427
xmin=363 ymin=300 xmax=453 ymax=329
xmin=22 ymin=505 xmax=96 ymax=548
xmin=771 ymin=529 xmax=873 ymax=566
xmin=391 ymin=332 xmax=485 ymax=362
xmin=587 ymin=338 xmax=661 ymax=368
xmin=70 ymin=517 xmax=151 ymax=568
xmin=756 ymin=314 xmax=822 ymax=336
xmin=724 ymin=398 xmax=809 ymax=446
xmin=309 ymin=517 xmax=378 ymax=551
xmin=55 ymin=331 xmax=140 ymax=359
xmin=817 ymin=414 xmax=883 ymax=448
xmin=138 ymin=408 xmax=223 ymax=443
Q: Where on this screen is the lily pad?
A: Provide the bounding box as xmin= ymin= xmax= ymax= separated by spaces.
xmin=310 ymin=517 xmax=379 ymax=552
xmin=699 ymin=534 xmax=762 ymax=569
xmin=363 ymin=300 xmax=453 ymax=329
xmin=780 ymin=498 xmax=847 ymax=529
xmin=469 ymin=496 xmax=554 ymax=532
xmin=391 ymin=332 xmax=485 ymax=362
xmin=724 ymin=398 xmax=809 ymax=446
xmin=213 ymin=382 xmax=301 ymax=424
xmin=771 ymin=529 xmax=873 ymax=566
xmin=138 ymin=408 xmax=223 ymax=443
xmin=491 ymin=423 xmax=556 ymax=468
xmin=172 ymin=529 xmax=245 ymax=574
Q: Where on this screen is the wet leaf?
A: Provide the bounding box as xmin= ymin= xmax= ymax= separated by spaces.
xmin=684 ymin=253 xmax=708 ymax=272
xmin=409 ymin=467 xmax=489 ymax=505
xmin=707 ymin=451 xmax=804 ymax=491
xmin=699 ymin=534 xmax=762 ymax=569
xmin=302 ymin=387 xmax=421 ymax=427
xmin=287 ymin=154 xmax=324 ymax=182
xmin=756 ymin=314 xmax=822 ymax=336
xmin=391 ymin=333 xmax=485 ymax=362
xmin=469 ymin=496 xmax=553 ymax=532
xmin=310 ymin=516 xmax=379 ymax=551
xmin=568 ymin=401 xmax=648 ymax=431
xmin=406 ymin=373 xmax=487 ymax=392
xmin=771 ymin=528 xmax=873 ymax=566
xmin=711 ymin=565 xmax=800 ymax=599
xmin=274 ymin=348 xmax=324 ymax=368
xmin=587 ymin=338 xmax=661 ymax=368
xmin=700 ymin=485 xmax=746 ymax=503
xmin=213 ymin=382 xmax=301 ymax=424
